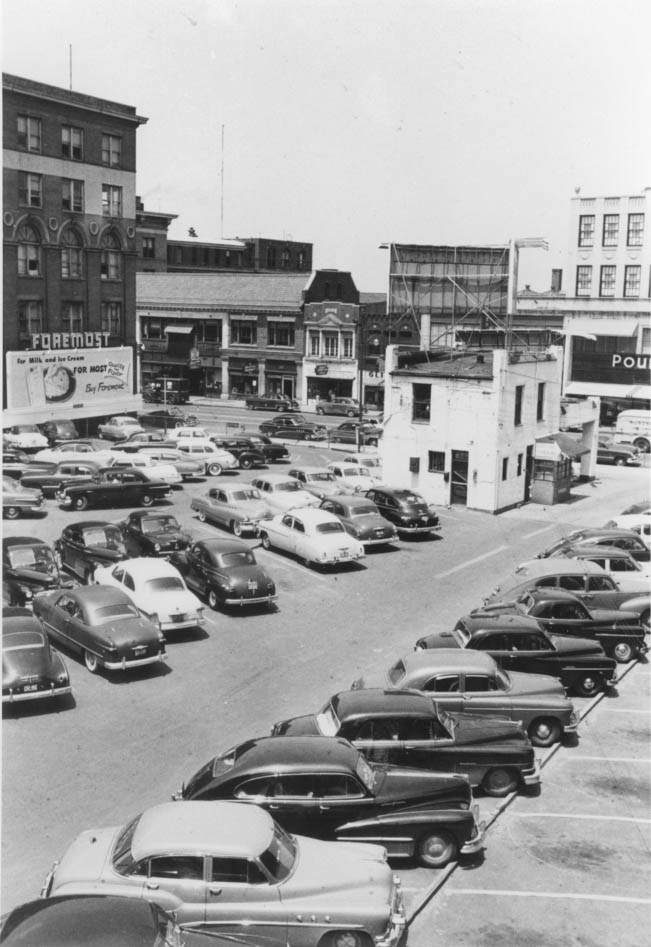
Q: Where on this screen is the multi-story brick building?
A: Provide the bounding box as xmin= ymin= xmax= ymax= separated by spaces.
xmin=2 ymin=73 xmax=147 ymax=426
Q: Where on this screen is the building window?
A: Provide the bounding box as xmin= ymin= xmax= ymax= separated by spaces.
xmin=17 ymin=225 xmax=41 ymax=276
xmin=428 ymin=450 xmax=445 ymax=472
xmin=576 ymin=265 xmax=592 ymax=296
xmin=231 ymin=320 xmax=257 ymax=345
xmin=61 ymin=125 xmax=83 ymax=159
xmin=101 ymin=133 xmax=122 ymax=167
xmin=641 ymin=327 xmax=651 ymax=354
xmin=502 ymin=457 xmax=509 ymax=480
xmin=61 ymin=229 xmax=84 ymax=278
xmin=17 ymin=115 xmax=41 ymax=152
xmin=627 ymin=213 xmax=644 ymax=247
xmin=18 ymin=300 xmax=43 ymax=336
xmin=62 ymin=178 xmax=84 ymax=213
xmin=201 ymin=321 xmax=221 ymax=343
xmin=514 ymin=385 xmax=524 ymax=426
xmin=342 ymin=333 xmax=353 ymax=358
xmin=578 ymin=215 xmax=595 ymax=247
xmin=281 ymin=249 xmax=290 ymax=269
xmin=298 ymin=250 xmax=306 ymax=269
xmin=101 ymin=302 xmax=122 ymax=336
xmin=102 ymin=184 xmax=122 ymax=217
xmin=517 ymin=453 xmax=523 ymax=476
xmin=599 ymin=265 xmax=616 ymax=297
xmin=143 ymin=319 xmax=163 ymax=340
xmin=266 ymin=247 xmax=276 ymax=267
xmin=602 ymin=214 xmax=619 ymax=247
xmin=18 ymin=172 xmax=42 ymax=207
xmin=323 ymin=333 xmax=338 ymax=357
xmin=100 ymin=233 xmax=122 ymax=280
xmin=309 ymin=332 xmax=320 ymax=356
xmin=624 ymin=265 xmax=641 ymax=298
xmin=412 ymin=383 xmax=431 ymax=422
xmin=268 ymin=322 xmax=295 ymax=347
xmin=143 ymin=237 xmax=155 ymax=259
xmin=61 ymin=302 xmax=84 ymax=333
xmin=536 ymin=382 xmax=545 ymax=421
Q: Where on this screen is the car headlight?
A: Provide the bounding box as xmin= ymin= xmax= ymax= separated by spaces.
xmin=154 ymin=543 xmax=161 ymax=552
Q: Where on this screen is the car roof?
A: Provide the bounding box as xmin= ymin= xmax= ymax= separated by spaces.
xmin=3 ymin=536 xmax=50 ymax=549
xmin=332 ymin=688 xmax=435 ymax=718
xmin=226 ymin=736 xmax=361 ymax=773
xmin=3 ymin=613 xmax=47 ymax=636
xmin=195 ymin=537 xmax=250 ymax=554
xmin=70 ymin=520 xmax=117 ymax=530
xmin=564 ymin=545 xmax=637 ymax=560
xmin=69 ymin=586 xmax=134 ymax=607
xmin=514 ymin=558 xmax=605 ymax=577
xmin=459 ymin=613 xmax=544 ymax=633
xmin=398 ymin=649 xmax=499 ymax=675
xmin=119 ymin=557 xmax=181 ymax=578
xmin=252 ymin=473 xmax=303 ymax=485
xmin=328 ymin=496 xmax=377 ymax=511
xmin=566 ymin=527 xmax=642 ymax=541
xmin=132 ymin=802 xmax=274 ymax=860
xmin=289 ymin=466 xmax=333 ymax=475
xmin=283 ymin=507 xmax=340 ymax=524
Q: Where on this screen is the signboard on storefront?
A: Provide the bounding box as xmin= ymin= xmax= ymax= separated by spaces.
xmin=315 ymin=363 xmax=329 ymax=376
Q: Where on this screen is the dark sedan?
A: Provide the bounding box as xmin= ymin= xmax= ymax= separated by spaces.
xmin=209 ymin=437 xmax=267 ymax=470
xmin=319 ymin=495 xmax=399 ymax=546
xmin=119 ymin=511 xmax=191 ymax=558
xmin=174 ymin=735 xmax=484 ymax=868
xmin=414 ymin=615 xmax=618 ymax=697
xmin=329 ymin=422 xmax=381 ymax=447
xmin=245 ymin=392 xmax=299 ymax=411
xmin=2 ymin=608 xmax=71 ymax=705
xmin=33 ymin=586 xmax=167 ymax=674
xmin=55 ymin=521 xmax=129 ymax=584
xmin=597 ymin=438 xmax=641 ymax=466
xmin=258 ymin=416 xmax=327 ymax=440
xmin=2 ymin=449 xmax=55 ymax=482
xmin=241 ymin=434 xmax=290 ymax=463
xmin=170 ymin=538 xmax=276 ymax=610
xmin=364 ymin=487 xmax=441 ymax=537
xmin=274 ymin=690 xmax=541 ymax=796
xmin=537 ymin=527 xmax=650 ymax=563
xmin=3 ymin=536 xmax=76 ymax=604
xmin=110 ymin=431 xmax=169 ymax=452
xmin=56 ymin=468 xmax=172 ymax=511
xmin=20 ymin=460 xmax=103 ymax=497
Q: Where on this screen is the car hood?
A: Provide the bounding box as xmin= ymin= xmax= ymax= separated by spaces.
xmin=305 ymin=483 xmax=342 ymax=497
xmin=446 ymin=713 xmax=528 ymax=744
xmin=144 ymin=530 xmax=191 ymax=547
xmin=51 ymin=826 xmax=119 ymax=892
xmin=376 ymin=767 xmax=472 ymax=806
xmin=83 ymin=545 xmax=128 ymax=562
xmin=231 ymin=500 xmax=274 ymax=520
xmin=506 ymin=670 xmax=568 ymax=699
xmin=3 ymin=646 xmax=55 ymax=682
xmin=8 ymin=567 xmax=63 ymax=590
xmin=286 ymin=835 xmax=391 ymax=901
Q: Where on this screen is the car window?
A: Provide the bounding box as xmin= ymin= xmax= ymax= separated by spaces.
xmin=399 ymin=718 xmax=437 ymax=740
xmin=588 ymin=575 xmax=615 ymax=591
xmin=424 ymin=674 xmax=460 ymax=693
xmin=149 ymin=856 xmax=204 ymax=881
xmin=355 ymin=719 xmax=399 ymax=741
xmin=281 ymin=514 xmax=293 ymax=527
xmin=315 ymin=774 xmax=363 ymax=798
xmin=271 ymin=775 xmax=314 ymax=797
xmin=481 ymin=634 xmax=510 ymax=651
xmin=465 ymin=674 xmax=499 ymax=692
xmin=536 ymin=576 xmax=559 ymax=588
xmin=558 ymin=575 xmax=585 ymax=591
xmin=210 ymin=857 xmax=265 ymax=885
xmin=234 ymin=776 xmax=275 ymax=798
xmin=292 ymin=519 xmax=305 ymax=533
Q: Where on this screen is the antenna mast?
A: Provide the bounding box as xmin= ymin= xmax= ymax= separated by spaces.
xmin=220 ymin=124 xmax=225 ymax=238
xmin=69 ymin=44 xmax=73 ymax=90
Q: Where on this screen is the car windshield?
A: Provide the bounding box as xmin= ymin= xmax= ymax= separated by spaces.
xmin=4 ymin=630 xmax=45 ymax=650
xmin=93 ymin=603 xmax=140 ymax=623
xmin=257 ymin=823 xmax=297 ymax=883
xmin=18 ymin=425 xmax=40 ymax=433
xmin=453 ymin=622 xmax=472 ymax=646
xmin=355 ymin=754 xmax=376 ymax=791
xmin=496 ymin=669 xmax=510 ymax=691
xmin=146 ymin=577 xmax=185 ymax=592
xmin=8 ymin=545 xmax=55 ymax=571
xmin=388 ymin=659 xmax=406 ymax=685
xmin=112 ymin=814 xmax=141 ymax=874
xmin=315 ymin=522 xmax=345 ymax=534
xmin=232 ymin=489 xmax=262 ymax=501
xmin=275 ymin=481 xmax=301 ymax=492
xmin=141 ymin=517 xmax=180 ymax=534
xmin=307 ymin=472 xmax=336 ymax=483
xmin=220 ymin=551 xmax=256 ymax=567
xmin=83 ymin=526 xmax=123 ymax=548
xmin=316 ymin=702 xmax=340 ymax=736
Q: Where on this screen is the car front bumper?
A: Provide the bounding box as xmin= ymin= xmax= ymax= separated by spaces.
xmin=375 ymin=887 xmax=407 ymax=947
xmin=160 ymin=615 xmax=206 ymax=631
xmin=397 ymin=524 xmax=441 ymax=534
xmin=522 ymin=759 xmax=542 ymax=788
xmin=564 ymin=711 xmax=581 ymax=733
xmin=460 ymin=813 xmax=486 ymax=856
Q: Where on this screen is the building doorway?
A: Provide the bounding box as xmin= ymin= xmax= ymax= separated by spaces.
xmin=450 ymin=450 xmax=469 ymax=505
xmin=524 ymin=444 xmax=534 ymax=502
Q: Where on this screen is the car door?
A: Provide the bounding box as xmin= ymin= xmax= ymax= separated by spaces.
xmin=204 ymin=856 xmax=285 ymax=942
xmin=66 ymin=526 xmax=88 ymax=577
xmin=53 ymin=595 xmax=89 ymax=655
xmin=418 ymin=673 xmax=466 ymax=714
xmin=141 ymin=854 xmax=207 ymax=924
xmin=458 ymin=672 xmax=513 ymax=719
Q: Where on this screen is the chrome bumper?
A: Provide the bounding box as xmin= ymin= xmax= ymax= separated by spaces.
xmin=460 ymin=814 xmax=486 ymax=856
xmin=103 ymin=651 xmax=168 ymax=671
xmin=3 ymin=684 xmax=71 ymax=703
xmin=523 ymin=759 xmax=542 ymax=787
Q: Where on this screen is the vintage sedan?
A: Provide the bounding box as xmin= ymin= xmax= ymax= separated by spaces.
xmin=56 ymin=468 xmax=172 ymax=511
xmin=273 ymin=688 xmax=542 ymax=794
xmin=2 ymin=607 xmax=71 ymax=705
xmin=191 ymin=485 xmax=273 ymax=535
xmin=3 ymin=423 xmax=48 ymax=451
xmin=288 ymin=465 xmax=346 ymax=499
xmin=245 ymin=392 xmax=300 ymax=411
xmin=139 ymin=406 xmax=189 ymax=428
xmin=597 ymin=438 xmax=641 ymax=466
xmin=55 ymin=521 xmax=129 ymax=583
xmin=340 ymin=652 xmax=577 ymax=748
xmin=364 ymin=486 xmax=441 ymax=536
xmin=2 ymin=449 xmax=55 ymax=481
xmin=414 ymin=615 xmax=618 ymax=698
xmin=20 ymin=460 xmax=103 ymax=496
xmin=111 ymin=454 xmax=182 ymax=487
xmin=33 ymin=585 xmax=167 ymax=674
xmin=97 ymin=416 xmax=145 ymax=441
xmin=537 ymin=527 xmax=651 ymax=563
xmin=173 ymin=440 xmax=239 ymax=476
xmin=315 ymin=397 xmax=361 ymax=417
xmin=242 ymin=434 xmax=290 ymax=463
xmin=34 ymin=441 xmax=128 ymax=465
xmin=175 ymin=735 xmax=484 ymax=868
xmin=3 ymin=536 xmax=76 ymax=602
xmin=3 ymin=476 xmax=44 ymax=519
xmin=533 ymin=546 xmax=650 ymax=594
xmin=119 ymin=511 xmax=192 ymax=557
xmin=319 ymin=495 xmax=399 ymax=547
xmin=329 ymin=422 xmax=381 ymax=447
xmin=476 ymin=588 xmax=647 ymax=663
xmin=170 ymin=538 xmax=276 ymax=609
xmin=42 ymin=800 xmax=407 ymax=947
xmin=249 ymin=473 xmax=321 ymax=513
xmin=258 ymin=508 xmax=366 ymax=568
xmin=210 ymin=436 xmax=267 ymax=469
xmin=137 ymin=447 xmax=204 ymax=481
xmin=111 ymin=430 xmax=170 ymax=452
xmin=258 ymin=416 xmax=328 ymax=440
xmin=327 ymin=462 xmax=383 ymax=493
xmin=343 ymin=454 xmax=383 ymax=476
xmin=93 ymin=558 xmax=205 ymax=633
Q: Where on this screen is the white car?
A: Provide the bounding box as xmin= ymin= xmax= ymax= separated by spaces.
xmin=137 ymin=447 xmax=204 ymax=481
xmin=258 ymin=507 xmax=365 ymax=568
xmin=249 ymin=474 xmax=321 ymax=513
xmin=174 ymin=440 xmax=238 ymax=476
xmin=112 ymin=454 xmax=182 ymax=486
xmin=93 ymin=557 xmax=205 ymax=632
xmin=166 ymin=426 xmax=212 ymax=441
xmin=3 ymin=425 xmax=48 ymax=451
xmin=326 ymin=461 xmax=383 ymax=493
xmin=97 ymin=416 xmax=145 ymax=441
xmin=342 ymin=454 xmax=384 ymax=477
xmin=33 ymin=441 xmax=129 ymax=465
xmin=605 ymin=514 xmax=651 ymax=548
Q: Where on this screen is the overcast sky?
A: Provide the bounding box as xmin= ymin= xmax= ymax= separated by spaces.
xmin=3 ymin=0 xmax=650 ymax=293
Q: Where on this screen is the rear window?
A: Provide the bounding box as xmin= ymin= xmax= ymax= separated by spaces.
xmin=146 ymin=577 xmax=185 ymax=592
xmin=220 ymin=551 xmax=255 ymax=567
xmin=4 ymin=631 xmax=45 ymax=650
xmin=93 ymin=604 xmax=140 ymax=622
xmin=315 ymin=522 xmax=345 ymax=534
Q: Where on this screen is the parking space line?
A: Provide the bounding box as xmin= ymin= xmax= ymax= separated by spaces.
xmin=435 ymin=545 xmax=508 ymax=578
xmin=448 ymin=890 xmax=651 ymax=905
xmin=522 ymin=524 xmax=558 ymax=539
xmin=562 ymin=756 xmax=650 ymax=763
xmin=510 ymin=812 xmax=651 ymax=824
xmin=603 ymin=708 xmax=651 ymax=714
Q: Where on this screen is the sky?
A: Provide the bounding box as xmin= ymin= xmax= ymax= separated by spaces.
xmin=3 ymin=0 xmax=650 ymax=293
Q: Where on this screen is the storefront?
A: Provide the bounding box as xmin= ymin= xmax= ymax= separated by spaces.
xmin=264 ymin=359 xmax=298 ymax=400
xmin=227 ymin=357 xmax=259 ymax=396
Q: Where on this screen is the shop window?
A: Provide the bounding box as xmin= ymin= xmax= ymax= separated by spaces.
xmin=412 ymin=384 xmax=431 ymax=422
xmin=428 ymin=451 xmax=445 ymax=472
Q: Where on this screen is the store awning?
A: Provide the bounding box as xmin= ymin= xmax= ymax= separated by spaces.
xmin=564 ymin=381 xmax=651 ymax=400
xmin=562 ymin=318 xmax=639 ymax=337
xmin=165 ymin=325 xmax=194 ymax=334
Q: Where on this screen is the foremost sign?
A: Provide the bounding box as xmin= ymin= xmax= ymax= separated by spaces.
xmin=30 ymin=332 xmax=111 ymax=349
xmin=612 ymin=353 xmax=650 ymax=370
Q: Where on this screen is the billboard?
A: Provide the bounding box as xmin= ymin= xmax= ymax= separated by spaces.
xmin=6 ymin=347 xmax=133 ymax=413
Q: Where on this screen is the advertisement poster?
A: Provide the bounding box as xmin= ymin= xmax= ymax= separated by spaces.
xmin=6 ymin=347 xmax=133 ymax=412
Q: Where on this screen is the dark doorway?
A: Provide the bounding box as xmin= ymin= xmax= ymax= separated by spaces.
xmin=524 ymin=444 xmax=534 ymax=502
xmin=450 ymin=450 xmax=469 ymax=505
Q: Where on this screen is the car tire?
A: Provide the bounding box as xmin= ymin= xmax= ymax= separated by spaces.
xmin=574 ymin=674 xmax=602 ymax=698
xmin=323 ymin=932 xmax=370 ymax=947
xmin=528 ymin=717 xmax=561 ymax=748
xmin=197 ymin=510 xmax=207 ymax=523
xmin=482 ymin=767 xmax=518 ymax=797
xmin=346 ymin=409 xmax=356 ymax=418
xmin=231 ymin=520 xmax=243 ymax=537
xmin=613 ymin=641 xmax=634 ymax=663
xmin=208 ymin=589 xmax=219 ymax=610
xmin=633 ymin=437 xmax=650 ymax=453
xmin=84 ymin=650 xmax=100 ymax=674
xmin=4 ymin=506 xmax=20 ymax=519
xmin=73 ymin=496 xmax=88 ymax=511
xmin=315 ymin=406 xmax=325 ymax=415
xmin=208 ymin=463 xmax=223 ymax=477
xmin=141 ymin=494 xmax=154 ymax=507
xmin=175 ymin=420 xmax=184 ymax=429
xmin=239 ymin=457 xmax=253 ymax=470
xmin=417 ymin=829 xmax=458 ymax=868
xmin=260 ymin=532 xmax=271 ymax=550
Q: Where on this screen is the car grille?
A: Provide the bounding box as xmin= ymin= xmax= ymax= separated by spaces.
xmin=169 ymin=614 xmax=187 ymax=623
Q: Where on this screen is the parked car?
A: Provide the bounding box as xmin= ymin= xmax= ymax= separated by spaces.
xmin=33 ymin=585 xmax=167 ymax=674
xmin=170 ymin=538 xmax=276 ymax=610
xmin=413 ymin=615 xmax=618 ymax=697
xmin=93 ymin=557 xmax=205 ymax=633
xmin=119 ymin=511 xmax=192 ymax=557
xmin=288 ymin=465 xmax=346 ymax=499
xmin=249 ymin=473 xmax=321 ymax=513
xmin=142 ymin=377 xmax=190 ymax=404
xmin=111 ymin=430 xmax=170 ymax=452
xmin=175 ymin=735 xmax=484 ymax=868
xmin=165 ymin=426 xmax=211 ymax=441
xmin=475 ymin=588 xmax=647 ymax=663
xmin=55 ymin=521 xmax=129 ymax=584
xmin=2 ymin=449 xmax=55 ymax=481
xmin=537 ymin=527 xmax=650 ymax=562
xmin=245 ymin=392 xmax=300 ymax=411
xmin=273 ymin=687 xmax=542 ymax=792
xmin=139 ymin=406 xmax=190 ymax=429
xmin=258 ymin=508 xmax=366 ymax=568
xmin=56 ymin=468 xmax=172 ymax=511
xmin=97 ymin=416 xmax=145 ymax=441
xmin=543 ymin=546 xmax=651 ymax=592
xmin=173 ymin=440 xmax=238 ymax=476
xmin=319 ymin=495 xmax=399 ymax=546
xmin=34 ymin=441 xmax=128 ymax=466
xmin=111 ymin=453 xmax=182 ymax=487
xmin=327 ymin=462 xmax=383 ymax=494
xmin=191 ymin=485 xmax=273 ymax=535
xmin=3 ymin=476 xmax=44 ymax=519
xmin=20 ymin=460 xmax=103 ymax=496
xmin=39 ymin=419 xmax=79 ymax=446
xmin=210 ymin=436 xmax=267 ymax=469
xmin=296 ymin=653 xmax=576 ymax=748
xmin=2 ymin=607 xmax=71 ymax=706
xmin=3 ymin=536 xmax=76 ymax=602
xmin=329 ymin=421 xmax=381 ymax=446
xmin=41 ymin=800 xmax=407 ymax=946
xmin=3 ymin=424 xmax=48 ymax=451
xmin=364 ymin=486 xmax=441 ymax=536
xmin=342 ymin=453 xmax=383 ymax=475
xmin=258 ymin=416 xmax=327 ymax=440
xmin=604 ymin=513 xmax=651 ymax=548
xmin=315 ymin=397 xmax=361 ymax=417
xmin=136 ymin=447 xmax=204 ymax=481
xmin=597 ymin=438 xmax=641 ymax=466
xmin=242 ymin=433 xmax=290 ymax=463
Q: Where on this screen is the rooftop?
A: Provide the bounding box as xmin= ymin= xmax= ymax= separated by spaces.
xmin=3 ymin=73 xmax=147 ymax=125
xmin=137 ymin=272 xmax=310 ymax=311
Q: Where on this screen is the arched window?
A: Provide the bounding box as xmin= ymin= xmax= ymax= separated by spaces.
xmin=61 ymin=229 xmax=84 ymax=279
xmin=100 ymin=232 xmax=122 ymax=280
xmin=17 ymin=224 xmax=41 ymax=277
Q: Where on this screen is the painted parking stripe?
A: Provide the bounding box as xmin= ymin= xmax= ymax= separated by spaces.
xmin=603 ymin=708 xmax=651 ymax=713
xmin=522 ymin=524 xmax=558 ymax=539
xmin=562 ymin=756 xmax=650 ymax=763
xmin=510 ymin=812 xmax=651 ymax=824
xmin=435 ymin=545 xmax=508 ymax=578
xmin=449 ymin=890 xmax=651 ymax=905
